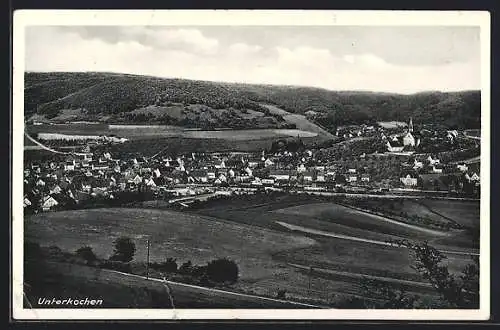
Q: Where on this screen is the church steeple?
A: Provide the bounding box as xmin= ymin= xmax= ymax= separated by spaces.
xmin=409 ymin=117 xmax=413 ymax=133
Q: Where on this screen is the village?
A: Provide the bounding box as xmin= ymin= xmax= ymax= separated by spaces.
xmin=23 ymin=118 xmax=481 ymax=213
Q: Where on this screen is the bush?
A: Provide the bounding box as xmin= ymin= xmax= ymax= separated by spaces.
xmin=99 ymin=260 xmax=132 ymax=273
xmin=150 ymin=258 xmax=178 ymax=273
xmin=276 ymin=289 xmax=287 ymax=299
xmin=109 ymin=236 xmax=136 ymax=262
xmin=178 ymin=261 xmax=193 ymax=275
xmin=75 ymin=246 xmax=97 ymax=263
xmin=206 ymin=258 xmax=239 ymax=283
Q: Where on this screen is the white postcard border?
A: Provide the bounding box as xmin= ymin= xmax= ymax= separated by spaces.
xmin=12 ymin=9 xmax=491 ymax=321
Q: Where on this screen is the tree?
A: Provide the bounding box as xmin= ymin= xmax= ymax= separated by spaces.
xmin=393 ymin=240 xmax=479 ymax=308
xmin=206 ymin=258 xmax=239 ymax=283
xmin=360 ymin=277 xmax=419 ymax=308
xmin=178 ymin=260 xmax=193 ymax=274
xmin=109 ymin=236 xmax=136 ymax=262
xmin=75 ymin=246 xmax=97 ymax=263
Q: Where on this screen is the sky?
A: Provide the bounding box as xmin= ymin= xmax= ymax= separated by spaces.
xmin=24 ymin=25 xmax=481 ymax=94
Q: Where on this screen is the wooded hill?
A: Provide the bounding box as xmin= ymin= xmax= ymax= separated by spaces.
xmin=25 ymin=72 xmax=481 ymax=129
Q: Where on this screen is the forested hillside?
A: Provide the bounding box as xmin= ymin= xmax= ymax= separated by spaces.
xmin=25 ymin=72 xmax=481 ymax=129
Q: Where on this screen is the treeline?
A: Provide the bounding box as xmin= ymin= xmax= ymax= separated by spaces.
xmin=114 ymin=108 xmax=295 ymax=129
xmin=25 ymin=238 xmax=240 ymax=289
xmin=238 ymin=87 xmax=481 ymax=129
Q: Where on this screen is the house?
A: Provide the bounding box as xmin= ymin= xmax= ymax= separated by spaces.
xmin=400 ymin=174 xmax=418 ymax=187
xmin=64 ymin=160 xmax=75 ymax=172
xmin=218 ymin=173 xmax=227 ymax=183
xmin=302 ymin=172 xmax=314 ymax=183
xmin=470 ymin=172 xmax=480 ymax=182
xmin=49 ymin=185 xmax=62 ymax=195
xmin=215 ymin=160 xmax=226 ymax=169
xmin=431 ymin=165 xmax=443 ymax=174
xmin=244 ymin=167 xmax=253 ymax=177
xmin=346 ymin=174 xmax=357 ymax=183
xmin=103 ymin=152 xmax=112 ymax=160
xmin=41 ymin=195 xmax=58 ymax=211
xmin=207 ymin=169 xmax=216 ymax=180
xmin=251 ymin=177 xmax=263 ymax=186
xmin=92 ymin=187 xmax=108 ymax=197
xmin=457 ymin=164 xmax=469 ymax=172
xmin=427 ymin=156 xmax=440 ymax=166
xmin=297 ymin=164 xmax=307 ymax=173
xmin=82 ymin=183 xmax=92 ymax=193
xmin=264 ymin=158 xmax=274 ymax=167
xmin=315 ymin=172 xmax=326 ymax=182
xmin=248 ymin=160 xmax=259 ymax=168
xmin=145 ymin=177 xmax=157 ymax=187
xmin=261 ymin=178 xmax=275 ymax=185
xmin=130 ymin=174 xmax=143 ymax=185
xmin=191 ymin=169 xmax=208 ymax=183
xmin=36 ymin=178 xmax=46 ymax=187
xmin=386 ymin=140 xmax=404 ymax=152
xmin=23 ymin=196 xmax=32 ymax=208
xmin=269 ymin=170 xmax=290 ymax=181
xmin=413 ymin=159 xmax=424 ymax=170
xmin=91 ymin=162 xmax=109 ymax=171
xmin=361 ymin=174 xmax=370 ymax=182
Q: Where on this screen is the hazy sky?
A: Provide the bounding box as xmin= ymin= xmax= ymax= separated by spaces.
xmin=25 ymin=26 xmax=481 ymax=94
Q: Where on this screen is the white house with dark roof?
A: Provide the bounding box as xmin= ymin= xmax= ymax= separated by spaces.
xmin=400 ymin=174 xmax=418 ymax=187
xmin=41 ymin=196 xmax=58 ymax=211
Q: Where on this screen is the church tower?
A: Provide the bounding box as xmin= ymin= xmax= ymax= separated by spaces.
xmin=409 ymin=117 xmax=413 ymax=133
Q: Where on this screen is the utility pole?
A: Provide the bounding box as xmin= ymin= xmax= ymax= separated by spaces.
xmin=146 ymin=238 xmax=150 ymax=279
xmin=308 ymin=266 xmax=313 ymax=293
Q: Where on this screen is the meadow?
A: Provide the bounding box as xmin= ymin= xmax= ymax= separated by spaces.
xmin=27 ymin=123 xmax=318 ymax=141
xmin=24 ymin=194 xmax=480 ymax=305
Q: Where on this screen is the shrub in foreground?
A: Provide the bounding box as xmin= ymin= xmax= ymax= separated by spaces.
xmin=206 ymin=258 xmax=239 ymax=284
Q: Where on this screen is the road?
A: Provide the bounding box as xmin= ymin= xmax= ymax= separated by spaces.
xmin=463 ymin=130 xmax=481 ymax=141
xmin=275 ymin=221 xmax=479 ymax=257
xmin=24 ymin=131 xmax=90 ymax=156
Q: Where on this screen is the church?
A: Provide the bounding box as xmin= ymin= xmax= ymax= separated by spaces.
xmin=402 ymin=117 xmax=421 ymax=147
xmin=385 ymin=117 xmax=420 ymax=152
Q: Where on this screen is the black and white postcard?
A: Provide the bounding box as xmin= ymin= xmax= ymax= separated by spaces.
xmin=12 ymin=10 xmax=491 ymax=320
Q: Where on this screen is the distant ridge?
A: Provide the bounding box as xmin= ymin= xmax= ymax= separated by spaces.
xmin=25 ymin=72 xmax=481 ymax=129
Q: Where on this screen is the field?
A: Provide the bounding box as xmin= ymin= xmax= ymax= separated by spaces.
xmin=27 ymin=123 xmax=318 ymax=140
xmin=261 ymin=104 xmax=334 ymax=138
xmin=418 ymin=199 xmax=480 ymax=228
xmin=25 ymin=260 xmax=319 ymax=308
xmin=25 ymin=122 xmax=328 ymax=155
xmin=24 ymin=194 xmax=479 ymax=306
xmin=377 ymin=121 xmax=408 ymax=129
